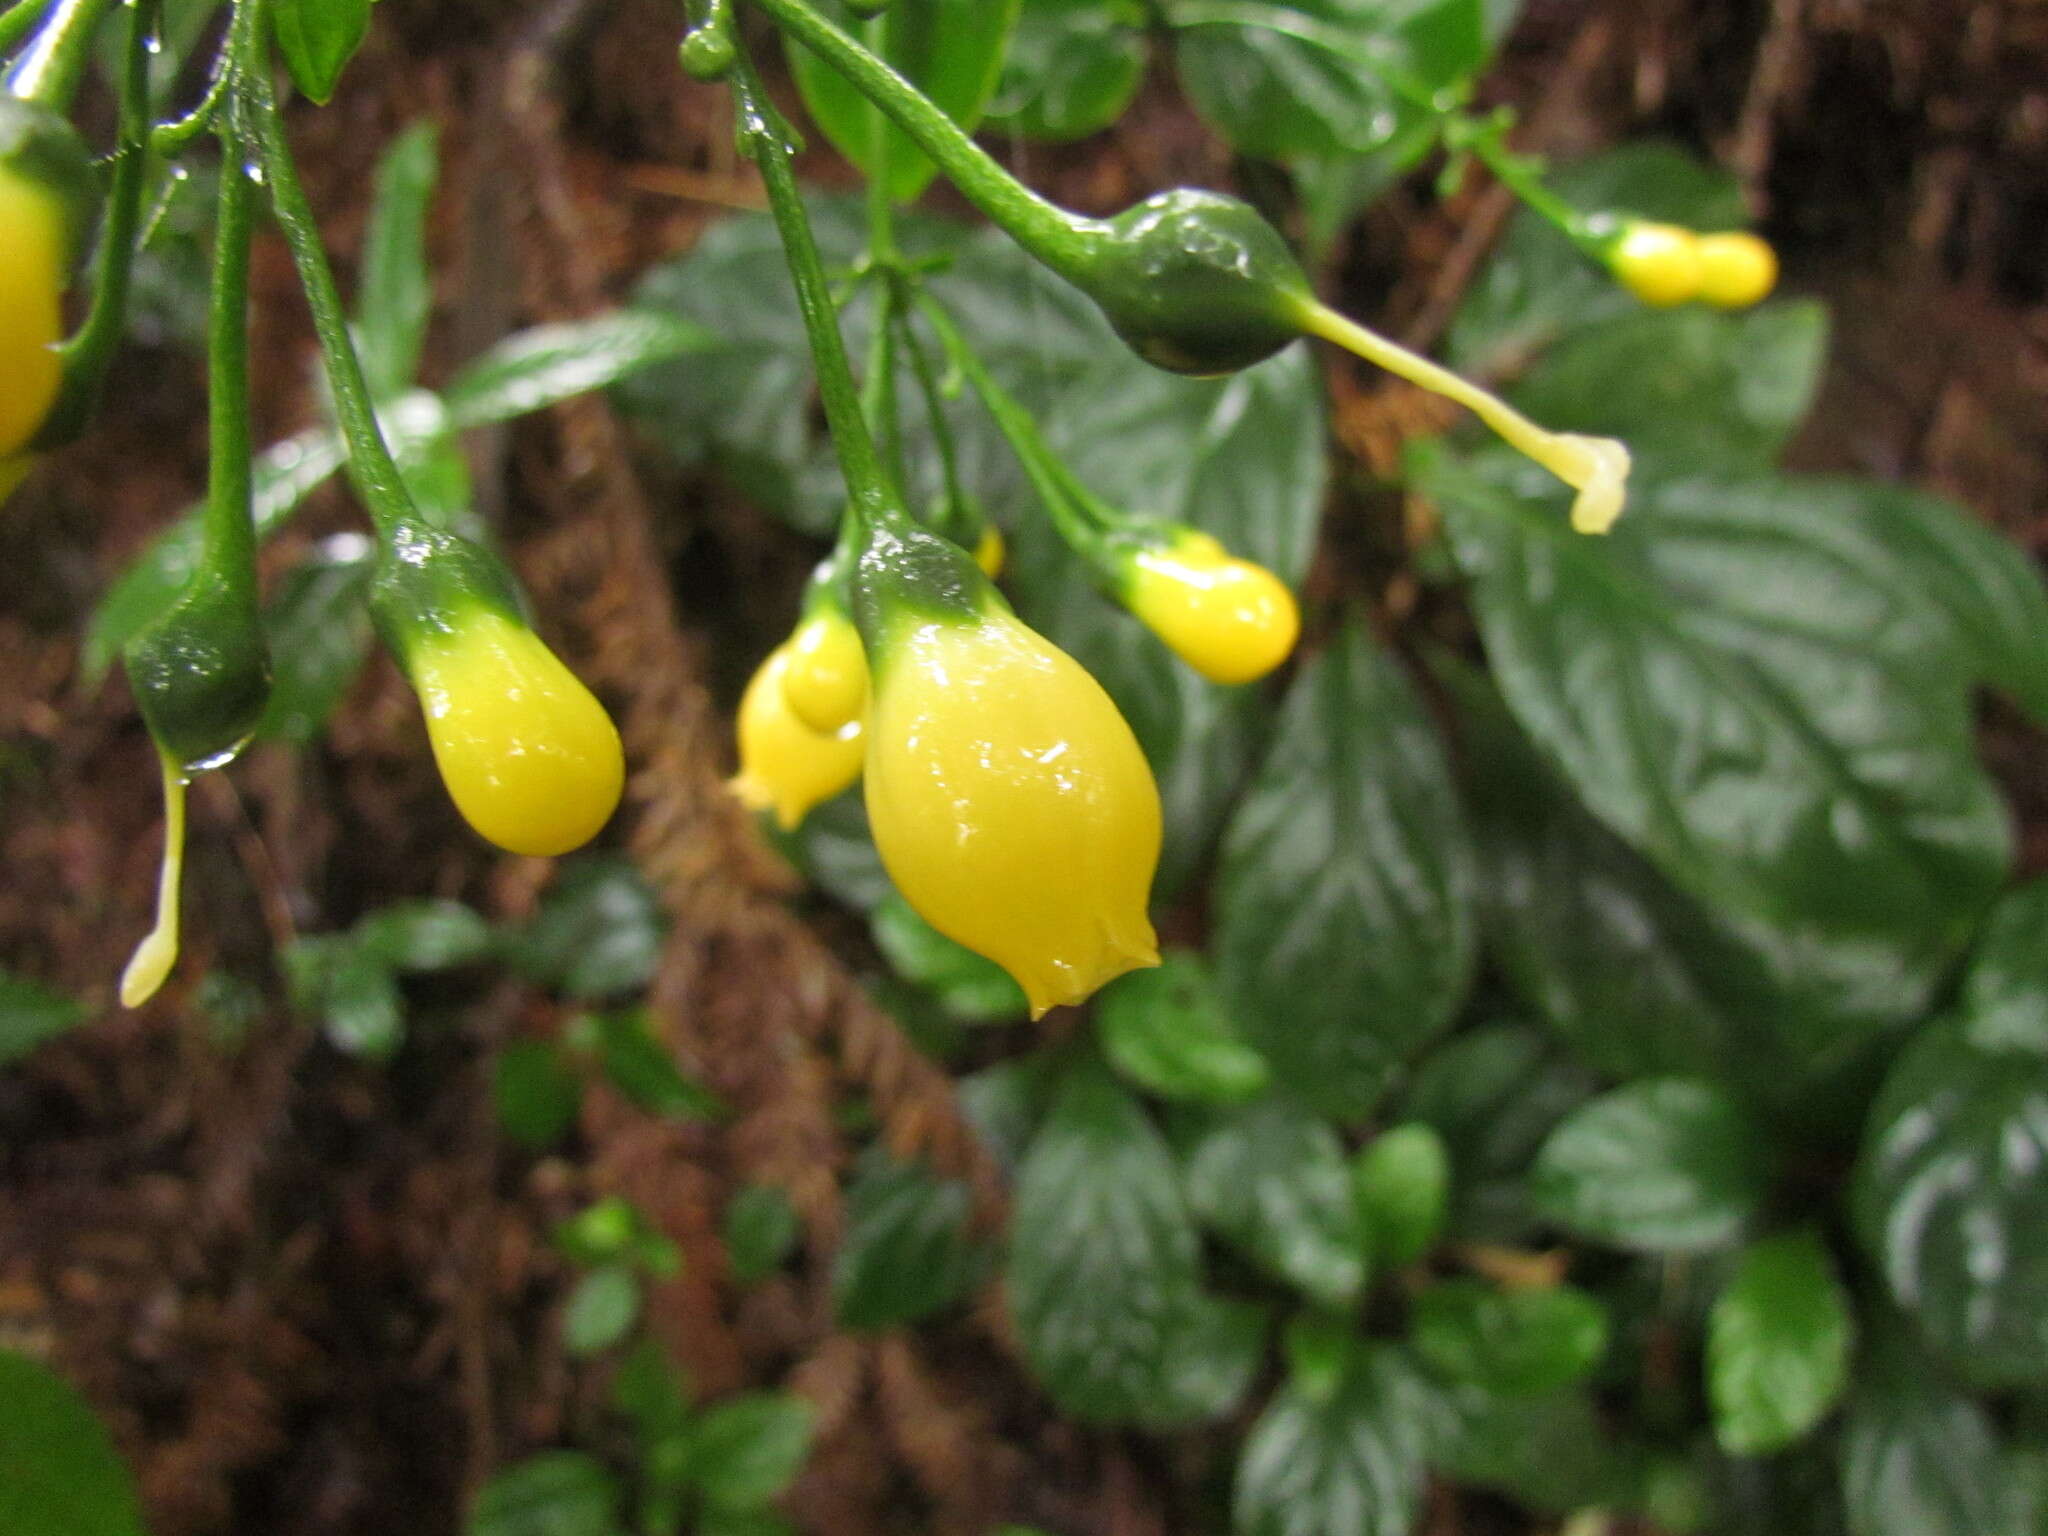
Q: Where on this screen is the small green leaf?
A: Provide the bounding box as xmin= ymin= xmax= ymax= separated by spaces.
xmin=1840 ymin=1328 xmax=2025 ymax=1536
xmin=356 ymin=121 xmax=439 ymax=400
xmin=514 ymin=858 xmax=663 ymax=999
xmin=1434 ymin=1382 xmax=1637 ymax=1516
xmin=467 ymin=1451 xmax=623 ymax=1536
xmin=554 ymin=1197 xmax=646 ymax=1268
xmin=686 ymin=1394 xmax=815 ymax=1511
xmin=832 ymin=1150 xmax=980 ymax=1330
xmin=1411 ymin=1279 xmax=1610 ymax=1396
xmin=1281 ymin=1312 xmax=1361 ymax=1406
xmin=253 ymin=541 xmax=374 ymax=746
xmin=1096 ymin=952 xmax=1270 ymax=1104
xmin=870 ymin=893 xmax=1028 ymax=1022
xmin=613 ymin=1337 xmax=692 ymax=1446
xmin=271 ymin=0 xmax=373 ymax=104
xmin=0 ymin=969 xmax=86 ymax=1066
xmin=0 ymin=1349 xmax=146 ymax=1536
xmin=575 ymin=1011 xmax=722 ymax=1122
xmin=563 ymin=1267 xmax=642 ymax=1357
xmin=447 ymin=311 xmax=715 ymax=430
xmin=1351 ymin=1124 xmax=1449 ymax=1268
xmin=354 ymin=898 xmax=493 ymax=973
xmin=1706 ymin=1230 xmax=1853 ymax=1455
xmin=301 ymin=942 xmax=404 ymax=1059
xmin=724 ymin=1186 xmax=801 ymax=1285
xmin=988 ymin=0 xmax=1147 ymax=142
xmin=1532 ymin=1079 xmax=1770 ymax=1253
xmin=1181 ymin=1096 xmax=1367 ymax=1307
xmin=494 ymin=1041 xmax=583 ymax=1151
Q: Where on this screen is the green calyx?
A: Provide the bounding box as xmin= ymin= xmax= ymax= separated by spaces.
xmin=0 ymin=95 xmax=96 ymax=271
xmin=367 ymin=524 xmax=527 ymax=674
xmin=1074 ymin=189 xmax=1312 ymax=377
xmin=849 ymin=505 xmax=993 ymax=662
xmin=124 ymin=571 xmax=271 ymax=774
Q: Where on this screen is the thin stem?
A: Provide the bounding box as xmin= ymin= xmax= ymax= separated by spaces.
xmin=744 ymin=0 xmax=1100 ymax=277
xmin=0 ymin=0 xmax=52 ymax=58
xmin=37 ymin=0 xmax=154 ymax=444
xmin=151 ymin=47 xmax=230 ymax=154
xmin=203 ymin=136 xmax=256 ymax=580
xmin=893 ymin=298 xmax=966 ymax=524
xmin=859 ymin=36 xmax=907 ymax=498
xmin=730 ymin=45 xmax=892 ymax=520
xmin=236 ymin=0 xmax=415 ymax=536
xmin=1451 ymin=121 xmax=1607 ymax=254
xmin=2 ymin=0 xmax=114 ymax=106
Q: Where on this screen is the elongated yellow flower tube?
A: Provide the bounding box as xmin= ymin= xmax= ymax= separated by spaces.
xmin=1122 ymin=530 xmax=1299 ymax=685
xmin=782 ymin=607 xmax=869 ymax=736
xmin=732 ymin=642 xmax=865 ymax=830
xmin=406 ymin=608 xmax=625 ymax=857
xmin=863 ymin=604 xmax=1162 ymax=1017
xmin=0 ymin=155 xmax=67 ymax=463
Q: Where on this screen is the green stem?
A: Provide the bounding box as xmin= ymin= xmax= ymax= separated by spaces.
xmin=744 ymin=0 xmax=1101 ymax=277
xmin=858 ymin=30 xmax=907 ymax=499
xmin=0 ymin=0 xmax=52 ymax=58
xmin=2 ymin=0 xmax=114 ymax=106
xmin=893 ymin=296 xmax=966 ymax=526
xmin=35 ymin=0 xmax=153 ymax=445
xmin=202 ymin=136 xmax=256 ymax=587
xmin=236 ymin=0 xmax=415 ymax=536
xmin=1450 ymin=121 xmax=1606 ymax=254
xmin=730 ymin=46 xmax=893 ymax=522
xmin=151 ymin=48 xmax=230 ymax=154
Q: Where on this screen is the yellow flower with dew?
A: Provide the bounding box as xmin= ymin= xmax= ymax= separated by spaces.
xmin=731 ymin=641 xmax=864 ymax=830
xmin=1121 ymin=529 xmax=1299 ymax=685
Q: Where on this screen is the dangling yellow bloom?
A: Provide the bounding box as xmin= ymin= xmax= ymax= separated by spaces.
xmin=1607 ymin=221 xmax=1703 ymax=309
xmin=863 ymin=604 xmax=1161 ymax=1017
xmin=0 ymin=155 xmax=67 ymax=462
xmin=732 ymin=642 xmax=864 ymax=830
xmin=1694 ymin=231 xmax=1779 ymax=310
xmin=782 ymin=606 xmax=869 ymax=736
xmin=1123 ymin=531 xmax=1299 ymax=685
xmin=406 ymin=608 xmax=625 ymax=857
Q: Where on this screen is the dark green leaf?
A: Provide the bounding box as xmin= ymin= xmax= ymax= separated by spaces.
xmin=1840 ymin=1328 xmax=2024 ymax=1536
xmin=1181 ymin=1096 xmax=1367 ymax=1306
xmin=1234 ymin=1345 xmax=1440 ymax=1536
xmin=1351 ymin=1123 xmax=1449 ymax=1268
xmin=1854 ymin=882 xmax=2048 ymax=1388
xmin=0 ymin=968 xmax=86 ymax=1066
xmin=467 ymin=1451 xmax=623 ymax=1536
xmin=0 ymin=1349 xmax=146 ymax=1536
xmin=613 ymin=1337 xmax=693 ymax=1446
xmin=832 ymin=1149 xmax=980 ymax=1329
xmin=577 ymin=1011 xmax=722 ymax=1122
xmin=772 ymin=790 xmax=892 ymax=913
xmin=1292 ymin=119 xmax=1439 ymax=262
xmin=1433 ymin=1383 xmax=1637 ymax=1516
xmin=870 ymin=893 xmax=1027 ymax=1022
xmin=254 ymin=541 xmax=374 ymax=745
xmin=1419 ymin=446 xmax=2011 ymax=958
xmin=563 ymin=1266 xmax=641 ymax=1356
xmin=1707 ymin=1230 xmax=1854 ymax=1455
xmin=686 ymin=1394 xmax=814 ymax=1510
xmin=1216 ymin=627 xmax=1476 ymax=1120
xmin=1156 ymin=1294 xmax=1266 ymax=1424
xmin=494 ymin=1041 xmax=584 ymax=1151
xmin=787 ymin=0 xmax=1022 ymax=204
xmin=1412 ymin=1278 xmax=1610 ymax=1396
xmin=514 ymin=858 xmax=663 ymax=999
xmin=723 ymin=1186 xmax=801 ymax=1285
xmin=354 ymin=898 xmax=493 ymax=973
xmin=356 ymin=122 xmax=439 ymax=400
xmin=290 ymin=938 xmax=404 ymax=1059
xmin=1096 ymin=951 xmax=1270 ymax=1105
xmin=956 ymin=1055 xmax=1055 ymax=1172
xmin=1174 ymin=0 xmax=1486 ymax=162
xmin=988 ymin=0 xmax=1147 ymax=142
xmin=1009 ymin=1060 xmax=1230 ymax=1424
xmin=1532 ymin=1078 xmax=1771 ymax=1252
xmin=271 ymin=0 xmax=372 ymax=104
xmin=448 ymin=311 xmax=715 ymax=430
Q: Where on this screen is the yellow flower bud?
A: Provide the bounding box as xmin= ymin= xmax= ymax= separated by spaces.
xmin=863 ymin=605 xmax=1162 ymax=1017
xmin=731 ymin=642 xmax=864 ymax=830
xmin=0 ymin=159 xmax=67 ymax=460
xmin=1693 ymin=231 xmax=1779 ymax=310
xmin=782 ymin=607 xmax=869 ymax=736
xmin=1124 ymin=531 xmax=1299 ymax=685
xmin=974 ymin=525 xmax=1006 ymax=580
xmin=406 ymin=608 xmax=625 ymax=857
xmin=1609 ymin=222 xmax=1703 ymax=309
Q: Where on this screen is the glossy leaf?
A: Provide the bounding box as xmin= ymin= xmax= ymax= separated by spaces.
xmin=1181 ymin=1096 xmax=1368 ymax=1306
xmin=254 ymin=539 xmax=374 ymax=746
xmin=832 ymin=1150 xmax=980 ymax=1329
xmin=1096 ymin=951 xmax=1270 ymax=1105
xmin=1433 ymin=1383 xmax=1636 ymax=1515
xmin=1411 ymin=1279 xmax=1610 ymax=1396
xmin=1706 ymin=1230 xmax=1854 ymax=1455
xmin=447 ymin=311 xmax=715 ymax=431
xmin=1351 ymin=1123 xmax=1449 ymax=1268
xmin=0 ymin=968 xmax=86 ymax=1066
xmin=354 ymin=898 xmax=493 ymax=973
xmin=0 ymin=1349 xmax=145 ymax=1536
xmin=988 ymin=0 xmax=1147 ymax=142
xmin=563 ymin=1266 xmax=641 ymax=1356
xmin=1216 ymin=627 xmax=1476 ymax=1120
xmin=786 ymin=0 xmax=1022 ymax=204
xmin=871 ymin=893 xmax=1027 ymax=1022
xmin=686 ymin=1394 xmax=814 ymax=1511
xmin=1840 ymin=1329 xmax=2024 ymax=1536
xmin=271 ymin=0 xmax=371 ymax=104
xmin=574 ymin=1011 xmax=722 ymax=1122
xmin=513 ymin=858 xmax=664 ymax=1000
xmin=1531 ymin=1078 xmax=1770 ymax=1252
xmin=356 ymin=122 xmax=439 ymax=401
xmin=467 ymin=1452 xmax=623 ymax=1536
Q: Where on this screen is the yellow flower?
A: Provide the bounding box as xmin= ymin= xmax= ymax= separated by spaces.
xmin=973 ymin=525 xmax=1006 ymax=580
xmin=731 ymin=642 xmax=864 ymax=830
xmin=0 ymin=157 xmax=66 ymax=461
xmin=782 ymin=606 xmax=869 ymax=735
xmin=407 ymin=608 xmax=624 ymax=857
xmin=1124 ymin=530 xmax=1299 ymax=685
xmin=863 ymin=604 xmax=1161 ymax=1017
xmin=1608 ymin=221 xmax=1703 ymax=309
xmin=1694 ymin=231 xmax=1779 ymax=310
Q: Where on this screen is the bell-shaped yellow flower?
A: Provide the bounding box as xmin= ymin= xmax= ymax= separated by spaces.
xmin=1694 ymin=231 xmax=1779 ymax=310
xmin=406 ymin=608 xmax=624 ymax=857
xmin=782 ymin=607 xmax=869 ymax=735
xmin=732 ymin=642 xmax=864 ymax=830
xmin=863 ymin=604 xmax=1162 ymax=1017
xmin=0 ymin=158 xmax=66 ymax=461
xmin=1123 ymin=530 xmax=1299 ymax=685
xmin=1608 ymin=221 xmax=1702 ymax=309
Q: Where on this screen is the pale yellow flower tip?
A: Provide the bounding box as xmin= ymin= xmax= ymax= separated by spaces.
xmin=1609 ymin=222 xmax=1702 ymax=309
xmin=974 ymin=526 xmax=1006 ymax=580
xmin=1694 ymin=231 xmax=1779 ymax=310
xmin=1125 ymin=531 xmax=1300 ymax=685
xmin=782 ymin=608 xmax=870 ymax=735
xmin=120 ymin=748 xmax=187 ymax=1009
xmin=863 ymin=607 xmax=1162 ymax=1018
xmin=408 ymin=609 xmax=625 ymax=857
xmin=1550 ymin=434 xmax=1633 ymax=535
xmin=731 ymin=643 xmax=864 ymax=831
xmin=0 ymin=160 xmax=65 ymax=461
